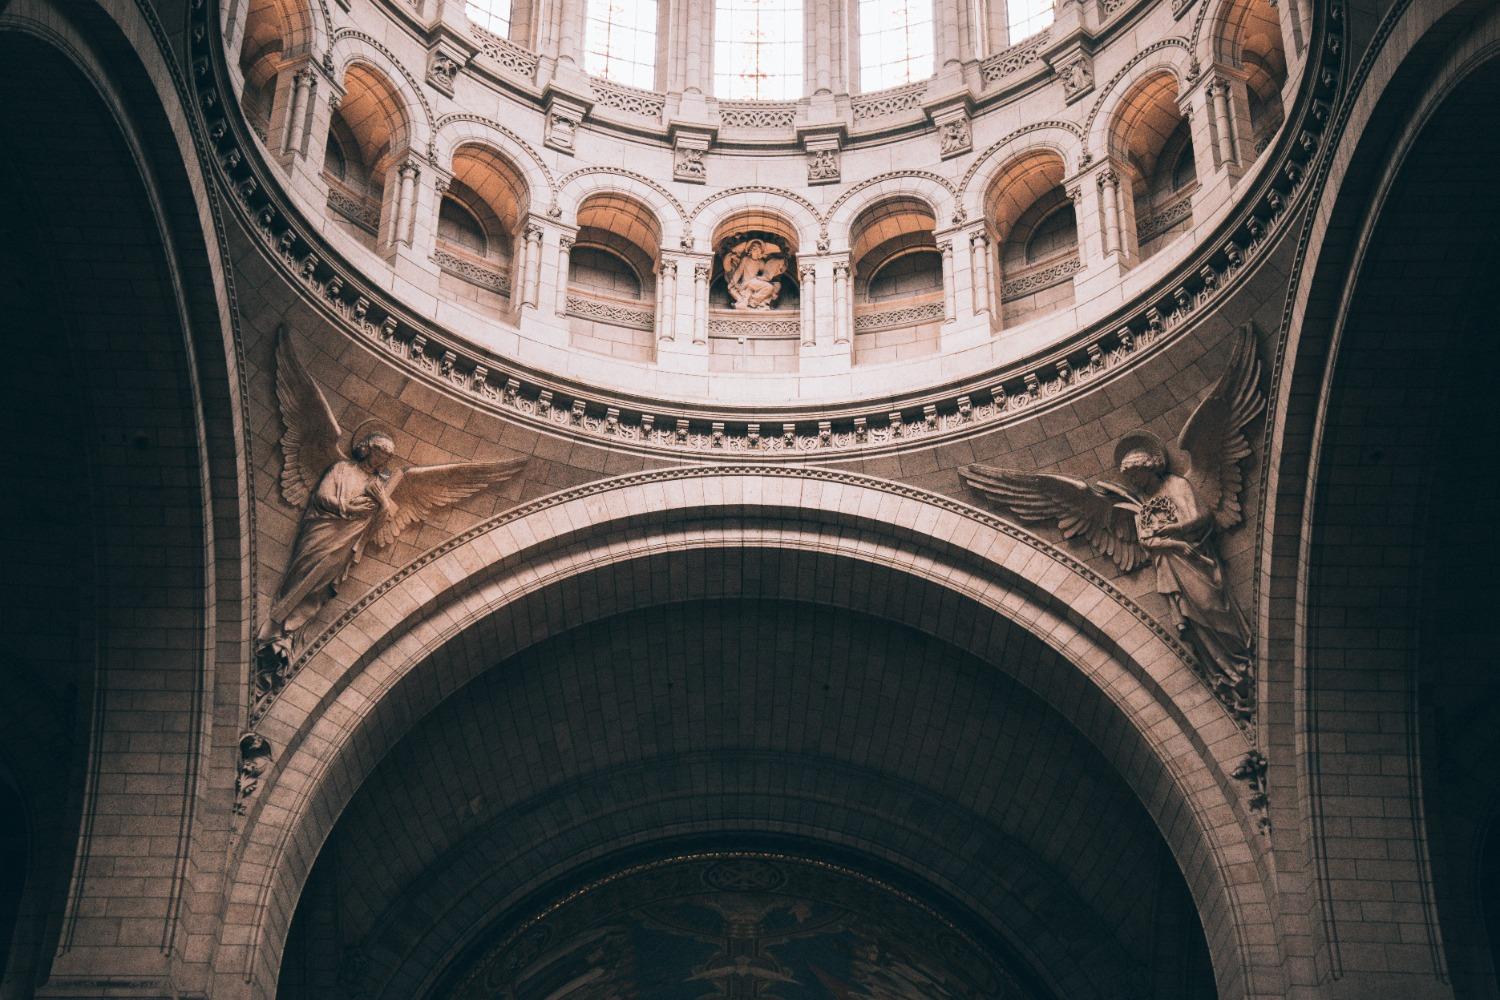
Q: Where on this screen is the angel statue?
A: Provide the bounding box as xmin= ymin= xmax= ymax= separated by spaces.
xmin=255 ymin=329 xmax=529 ymax=681
xmin=722 ymin=238 xmax=788 ymax=309
xmin=960 ymin=328 xmax=1264 ymax=718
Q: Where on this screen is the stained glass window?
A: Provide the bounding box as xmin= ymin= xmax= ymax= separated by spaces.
xmin=464 ymin=0 xmax=512 ymax=37
xmin=713 ymin=0 xmax=803 ymax=100
xmin=858 ymin=0 xmax=934 ymax=90
xmin=584 ymin=0 xmax=659 ymax=89
xmin=1007 ymin=0 xmax=1053 ymax=43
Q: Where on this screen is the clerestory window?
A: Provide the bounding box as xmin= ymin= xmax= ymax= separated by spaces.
xmin=858 ymin=0 xmax=935 ymax=90
xmin=714 ymin=0 xmax=804 ymax=100
xmin=584 ymin=0 xmax=659 ymax=90
xmin=1006 ymin=0 xmax=1054 ymax=43
xmin=464 ymin=0 xmax=512 ymax=37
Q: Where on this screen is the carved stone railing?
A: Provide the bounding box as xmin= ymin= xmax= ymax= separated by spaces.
xmin=852 ymin=299 xmax=945 ymax=333
xmin=718 ymin=101 xmax=798 ymax=129
xmin=470 ymin=23 xmax=539 ymax=81
xmin=980 ymin=30 xmax=1050 ymax=86
xmin=434 ymin=247 xmax=512 ymax=295
xmin=590 ymin=78 xmax=666 ymax=120
xmin=326 ymin=184 xmax=380 ymax=235
xmin=1137 ymin=195 xmax=1194 ymax=245
xmin=1001 ymin=257 xmax=1082 ymax=302
xmin=706 ymin=315 xmax=802 ymax=339
xmin=565 ymin=292 xmax=655 ymax=331
xmin=852 ymin=82 xmax=927 ymax=123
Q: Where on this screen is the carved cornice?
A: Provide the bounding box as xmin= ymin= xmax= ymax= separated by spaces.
xmin=192 ymin=0 xmax=1338 ymax=462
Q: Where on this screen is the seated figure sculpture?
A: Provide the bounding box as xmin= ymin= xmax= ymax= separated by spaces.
xmin=722 ymin=238 xmax=789 ymax=309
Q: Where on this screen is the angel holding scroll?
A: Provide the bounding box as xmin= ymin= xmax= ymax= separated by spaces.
xmin=256 ymin=330 xmax=528 ymax=670
xmin=961 ymin=328 xmax=1264 ymax=717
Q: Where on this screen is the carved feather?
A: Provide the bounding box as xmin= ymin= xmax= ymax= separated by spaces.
xmin=274 ymin=328 xmax=346 ymax=509
xmin=960 ymin=465 xmax=1147 ymax=572
xmin=369 ymin=457 xmax=529 ymax=549
xmin=1176 ymin=326 xmax=1265 ymax=531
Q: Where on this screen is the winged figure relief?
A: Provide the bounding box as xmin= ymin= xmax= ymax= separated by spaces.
xmin=961 ymin=327 xmax=1265 ymax=719
xmin=256 ymin=329 xmax=529 ymax=671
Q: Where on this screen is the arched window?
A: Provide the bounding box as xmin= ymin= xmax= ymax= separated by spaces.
xmin=858 ymin=0 xmax=934 ymax=90
xmin=465 ymin=0 xmax=511 ymax=37
xmin=584 ymin=0 xmax=658 ymax=89
xmin=1007 ymin=0 xmax=1053 ymax=43
xmin=714 ymin=0 xmax=803 ymax=100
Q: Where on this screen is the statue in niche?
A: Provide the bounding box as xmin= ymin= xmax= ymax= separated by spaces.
xmin=722 ymin=237 xmax=790 ymax=310
xmin=961 ymin=327 xmax=1264 ymax=719
xmin=255 ymin=330 xmax=529 ymax=685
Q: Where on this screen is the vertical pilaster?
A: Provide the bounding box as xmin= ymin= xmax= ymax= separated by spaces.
xmin=657 ymin=258 xmax=678 ymax=342
xmin=800 ymin=264 xmax=817 ymax=346
xmin=832 ymin=259 xmax=850 ymax=345
xmin=939 ymin=238 xmax=957 ymax=322
xmin=522 ymin=223 xmax=544 ymax=307
xmin=556 ymin=234 xmax=574 ymax=315
xmin=692 ymin=260 xmax=709 ymax=345
xmin=969 ymin=229 xmax=993 ymax=320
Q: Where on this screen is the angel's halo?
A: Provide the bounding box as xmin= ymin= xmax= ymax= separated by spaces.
xmin=350 ymin=418 xmax=398 ymax=452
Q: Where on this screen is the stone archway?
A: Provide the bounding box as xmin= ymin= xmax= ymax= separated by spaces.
xmin=223 ymin=467 xmax=1281 ymax=999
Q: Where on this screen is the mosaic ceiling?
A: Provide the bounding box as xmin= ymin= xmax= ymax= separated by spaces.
xmin=447 ymin=853 xmax=1047 ymax=999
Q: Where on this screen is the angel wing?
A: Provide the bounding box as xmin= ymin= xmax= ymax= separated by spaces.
xmin=368 ymin=457 xmax=529 ymax=550
xmin=960 ymin=465 xmax=1148 ymax=572
xmin=1176 ymin=326 xmax=1265 ymax=531
xmin=275 ymin=327 xmax=346 ymax=508
xmin=762 ymin=255 xmax=788 ymax=281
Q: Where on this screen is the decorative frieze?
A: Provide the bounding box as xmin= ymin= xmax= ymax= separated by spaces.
xmin=980 ymin=30 xmax=1050 ymax=86
xmin=852 ymin=300 xmax=945 ymax=333
xmin=566 ymin=294 xmax=656 ymax=331
xmin=433 ymin=248 xmax=512 ymax=294
xmin=326 ymin=186 xmax=379 ymax=234
xmin=1001 ymin=257 xmax=1083 ymax=301
xmin=469 ymin=23 xmax=539 ymax=81
xmin=851 ymin=82 xmax=927 ymax=122
xmin=718 ymin=101 xmax=797 ymax=129
xmin=1137 ymin=195 xmax=1194 ymax=244
xmin=806 ymin=147 xmax=840 ymax=184
xmin=706 ymin=316 xmax=802 ymax=339
xmin=590 ymin=79 xmax=666 ymax=119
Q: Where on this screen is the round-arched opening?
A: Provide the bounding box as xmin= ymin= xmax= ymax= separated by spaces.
xmin=236 ymin=0 xmax=287 ymax=139
xmin=564 ymin=192 xmax=664 ymax=363
xmin=324 ymin=62 xmax=410 ymax=249
xmin=983 ymin=149 xmax=1077 ymax=325
xmin=708 ymin=209 xmax=803 ymax=373
xmin=848 ymin=196 xmax=942 ymax=366
xmin=1215 ymin=0 xmax=1288 ymax=153
xmin=431 ymin=143 xmax=531 ymax=312
xmin=1110 ymin=72 xmax=1195 ymax=261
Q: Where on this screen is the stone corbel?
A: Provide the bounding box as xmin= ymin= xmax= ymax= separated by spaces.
xmin=797 ymin=122 xmax=846 ymax=187
xmin=669 ymin=122 xmax=716 ymax=184
xmin=543 ymin=89 xmax=593 ymax=155
xmin=425 ymin=43 xmax=469 ymax=98
xmin=923 ymin=93 xmax=974 ymax=160
xmin=1045 ymin=47 xmax=1095 ymax=104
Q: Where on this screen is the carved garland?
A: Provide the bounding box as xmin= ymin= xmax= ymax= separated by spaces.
xmin=718 ymin=101 xmax=798 ymax=128
xmin=433 ymin=249 xmax=512 ymax=293
xmin=566 ymin=294 xmax=656 ymax=330
xmin=707 ymin=316 xmax=802 ymax=338
xmin=468 ymin=21 xmax=540 ymax=80
xmin=1136 ymin=195 xmax=1194 ymax=244
xmin=851 ymin=82 xmax=928 ymax=121
xmin=1000 ymin=257 xmax=1083 ymax=301
xmin=852 ymin=300 xmax=946 ymax=332
xmin=589 ymin=78 xmax=666 ymax=118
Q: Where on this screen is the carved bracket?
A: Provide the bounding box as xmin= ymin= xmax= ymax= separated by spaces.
xmin=235 ymin=731 xmax=274 ymax=816
xmin=1231 ymin=749 xmax=1270 ymax=837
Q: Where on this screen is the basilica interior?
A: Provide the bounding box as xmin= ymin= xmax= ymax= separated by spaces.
xmin=1 ymin=0 xmax=1499 ymax=996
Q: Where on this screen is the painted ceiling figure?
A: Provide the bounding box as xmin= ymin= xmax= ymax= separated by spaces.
xmin=256 ymin=329 xmax=528 ymax=681
xmin=962 ymin=327 xmax=1264 ymax=720
xmin=723 ymin=237 xmax=790 ymax=309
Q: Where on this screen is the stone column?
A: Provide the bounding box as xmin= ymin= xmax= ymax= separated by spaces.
xmin=1097 ymin=167 xmax=1123 ymax=258
xmin=683 ymin=0 xmax=710 ymax=94
xmin=555 ymin=234 xmax=574 ymax=315
xmin=1209 ymin=77 xmax=1238 ymax=169
xmin=522 ymin=223 xmax=544 ymax=306
xmin=969 ymin=229 xmax=993 ymax=319
xmin=935 ymin=0 xmax=964 ymax=71
xmin=692 ymin=260 xmax=709 ymax=345
xmin=832 ymin=259 xmax=850 ymax=345
xmin=981 ymin=0 xmax=1008 ymax=56
xmin=378 ymin=157 xmax=419 ymax=257
xmin=510 ymin=0 xmax=537 ymax=47
xmin=939 ymin=238 xmax=957 ymax=322
xmin=555 ymin=0 xmax=584 ymax=65
xmin=279 ymin=66 xmax=314 ymax=158
xmin=800 ymin=264 xmax=817 ymax=346
xmin=657 ymin=258 xmax=678 ymax=342
xmin=804 ymin=0 xmax=846 ymax=96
